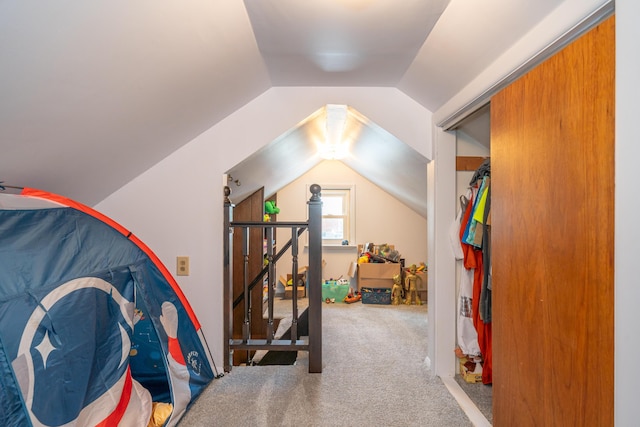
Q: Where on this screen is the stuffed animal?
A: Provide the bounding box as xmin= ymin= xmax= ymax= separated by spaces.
xmin=264 ymin=200 xmax=280 ymax=215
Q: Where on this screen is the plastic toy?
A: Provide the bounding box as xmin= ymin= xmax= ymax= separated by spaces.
xmin=391 ymin=274 xmax=403 ymax=305
xmin=264 ymin=200 xmax=280 ymax=215
xmin=404 ymin=264 xmax=423 ymax=305
xmin=344 ymin=290 xmax=362 ymax=304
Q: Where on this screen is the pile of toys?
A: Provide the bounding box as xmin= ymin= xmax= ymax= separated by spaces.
xmin=357 ymin=242 xmax=401 ymax=264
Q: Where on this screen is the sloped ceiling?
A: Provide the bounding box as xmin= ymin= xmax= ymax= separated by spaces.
xmin=0 ymin=0 xmax=568 ymax=206
xmin=455 ymin=104 xmax=491 ymax=149
xmin=227 ymin=105 xmax=429 ymax=217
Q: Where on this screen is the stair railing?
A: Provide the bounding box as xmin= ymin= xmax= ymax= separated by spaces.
xmin=223 ymin=184 xmax=322 ymax=373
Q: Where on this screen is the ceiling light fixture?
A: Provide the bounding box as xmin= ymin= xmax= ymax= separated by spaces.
xmin=319 ymin=104 xmax=349 ymax=160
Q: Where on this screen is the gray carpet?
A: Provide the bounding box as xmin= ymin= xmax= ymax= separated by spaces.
xmin=180 ymin=303 xmax=473 ymax=426
xmin=454 ymin=374 xmax=493 ymax=424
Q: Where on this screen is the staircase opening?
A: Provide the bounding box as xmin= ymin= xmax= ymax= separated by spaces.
xmin=223 ymin=105 xmax=428 ymax=371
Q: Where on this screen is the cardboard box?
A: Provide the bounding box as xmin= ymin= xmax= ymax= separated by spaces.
xmin=459 ymin=357 xmax=483 ymax=383
xmin=357 ymin=263 xmax=401 ymax=290
xmin=411 ymin=271 xmax=427 ymax=302
xmin=417 ymin=290 xmax=427 ymax=302
xmin=279 ymin=269 xmax=307 ymax=299
xmin=279 ymin=273 xmax=306 ymax=288
xmin=284 ymin=286 xmax=306 ymax=299
xmin=414 ymin=271 xmax=427 ymax=291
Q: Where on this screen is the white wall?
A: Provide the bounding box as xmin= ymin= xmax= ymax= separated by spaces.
xmin=94 ymin=87 xmax=432 ymax=368
xmin=275 ymin=160 xmax=428 ymax=286
xmin=426 ymin=127 xmax=457 ymax=376
xmin=615 ymin=1 xmax=640 ymax=425
xmin=434 ymin=0 xmax=612 ymax=127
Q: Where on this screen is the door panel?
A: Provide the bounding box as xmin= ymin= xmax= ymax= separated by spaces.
xmin=232 ymin=187 xmax=266 ymax=365
xmin=491 ymin=16 xmax=614 ymax=426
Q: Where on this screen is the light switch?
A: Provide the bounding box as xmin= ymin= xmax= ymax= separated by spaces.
xmin=177 ymin=256 xmax=190 ymax=276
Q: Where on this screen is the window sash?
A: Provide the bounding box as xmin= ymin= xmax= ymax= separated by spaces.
xmin=319 ymin=187 xmax=353 ymax=244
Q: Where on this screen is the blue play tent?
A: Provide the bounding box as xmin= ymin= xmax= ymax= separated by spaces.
xmin=0 ymin=188 xmax=215 ymax=426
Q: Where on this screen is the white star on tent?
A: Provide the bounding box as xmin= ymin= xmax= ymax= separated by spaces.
xmin=34 ymin=330 xmax=57 ymax=369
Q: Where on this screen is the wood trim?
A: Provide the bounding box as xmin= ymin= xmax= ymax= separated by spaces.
xmin=456 ymin=156 xmax=488 ymax=171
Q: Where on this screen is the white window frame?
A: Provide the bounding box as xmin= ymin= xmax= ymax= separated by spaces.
xmin=312 ymin=184 xmax=355 ymax=246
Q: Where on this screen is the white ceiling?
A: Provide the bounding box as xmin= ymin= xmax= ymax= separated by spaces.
xmin=0 ymin=0 xmax=568 ymax=206
xmin=227 ymin=105 xmax=429 ymax=216
xmin=244 ymin=0 xmax=448 ymax=86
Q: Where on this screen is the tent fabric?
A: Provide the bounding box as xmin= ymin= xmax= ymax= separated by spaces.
xmin=20 ymin=187 xmax=200 ymax=329
xmin=0 ymin=190 xmax=215 ymax=426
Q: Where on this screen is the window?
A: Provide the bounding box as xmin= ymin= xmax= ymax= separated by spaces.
xmin=318 ymin=186 xmax=355 ymax=245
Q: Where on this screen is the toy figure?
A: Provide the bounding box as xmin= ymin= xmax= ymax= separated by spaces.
xmin=264 ymin=200 xmax=280 ymax=215
xmin=344 ymin=289 xmax=362 ymax=304
xmin=391 ymin=274 xmax=403 ymax=305
xmin=404 ymin=264 xmax=422 ymax=305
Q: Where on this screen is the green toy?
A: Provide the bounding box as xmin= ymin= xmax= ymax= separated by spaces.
xmin=264 ymin=200 xmax=280 ymax=215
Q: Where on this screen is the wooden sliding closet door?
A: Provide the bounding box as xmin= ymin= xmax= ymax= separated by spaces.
xmin=491 ymin=16 xmax=614 ymax=426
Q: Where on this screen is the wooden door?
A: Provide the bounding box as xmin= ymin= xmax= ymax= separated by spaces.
xmin=232 ymin=187 xmax=267 ymax=365
xmin=491 ymin=16 xmax=614 ymax=426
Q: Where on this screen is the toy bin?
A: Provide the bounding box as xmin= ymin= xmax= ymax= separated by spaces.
xmin=321 ymin=281 xmax=350 ymax=303
xmin=361 ymin=287 xmax=391 ymax=305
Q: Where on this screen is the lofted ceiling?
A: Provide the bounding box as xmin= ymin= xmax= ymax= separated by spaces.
xmin=455 ymin=104 xmax=491 ymax=150
xmin=227 ymin=105 xmax=429 ymax=216
xmin=0 ymin=0 xmax=570 ymax=206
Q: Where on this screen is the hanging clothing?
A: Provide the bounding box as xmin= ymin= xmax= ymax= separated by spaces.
xmin=460 ymin=168 xmax=492 ymax=385
xmin=465 ymin=176 xmax=489 ymax=248
xmin=449 ymin=207 xmax=464 ymax=261
xmin=461 ymin=184 xmax=480 ymax=250
xmin=480 ymin=183 xmax=492 ymax=324
xmin=449 ymin=193 xmax=469 ymax=261
xmin=457 ymin=268 xmax=481 ymax=356
xmin=452 ymin=190 xmax=480 ymax=356
xmin=469 ymin=158 xmax=490 ymax=186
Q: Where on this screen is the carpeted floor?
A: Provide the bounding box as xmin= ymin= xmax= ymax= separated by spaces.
xmin=454 ymin=374 xmax=493 ymax=424
xmin=180 ymin=302 xmax=477 ymax=426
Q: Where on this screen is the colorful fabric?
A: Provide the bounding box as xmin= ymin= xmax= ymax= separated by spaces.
xmin=459 ymin=184 xmax=492 ymax=385
xmin=465 ymin=177 xmax=489 ymax=248
xmin=0 ymin=190 xmax=216 ymax=426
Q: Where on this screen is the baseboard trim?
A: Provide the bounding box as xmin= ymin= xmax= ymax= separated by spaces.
xmin=441 ymin=375 xmax=492 ymax=427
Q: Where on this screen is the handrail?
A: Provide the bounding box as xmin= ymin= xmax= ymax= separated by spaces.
xmin=223 ymin=184 xmax=322 ymax=373
xmin=231 ymin=227 xmax=306 ymax=310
